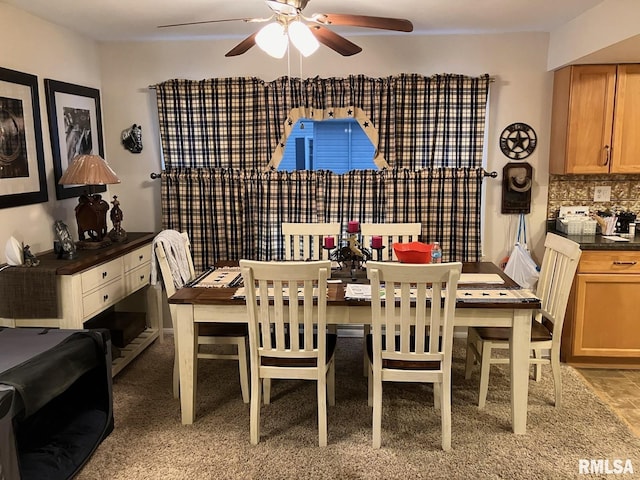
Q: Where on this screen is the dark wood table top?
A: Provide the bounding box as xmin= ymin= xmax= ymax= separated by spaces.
xmin=33 ymin=232 xmax=155 ymax=275
xmin=169 ymin=261 xmax=540 ymax=310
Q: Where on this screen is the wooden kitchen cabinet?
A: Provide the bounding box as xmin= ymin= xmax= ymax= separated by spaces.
xmin=550 ymin=64 xmax=640 ymax=175
xmin=561 ymin=250 xmax=640 ymax=367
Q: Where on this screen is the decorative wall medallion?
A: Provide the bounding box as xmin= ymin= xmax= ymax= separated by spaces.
xmin=499 ymin=123 xmax=537 ymax=160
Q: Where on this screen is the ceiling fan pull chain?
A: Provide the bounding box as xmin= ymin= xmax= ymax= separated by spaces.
xmin=299 ymin=49 xmax=304 ymax=80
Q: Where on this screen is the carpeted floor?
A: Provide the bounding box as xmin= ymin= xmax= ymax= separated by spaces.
xmin=77 ymin=337 xmax=640 ymax=479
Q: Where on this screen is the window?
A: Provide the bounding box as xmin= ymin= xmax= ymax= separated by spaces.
xmin=278 ymin=118 xmax=376 ymax=173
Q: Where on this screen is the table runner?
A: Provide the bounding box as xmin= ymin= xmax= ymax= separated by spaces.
xmin=0 ymin=265 xmax=58 ymax=319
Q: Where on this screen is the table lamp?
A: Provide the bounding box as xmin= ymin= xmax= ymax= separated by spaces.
xmin=58 ymin=154 xmax=120 ymax=249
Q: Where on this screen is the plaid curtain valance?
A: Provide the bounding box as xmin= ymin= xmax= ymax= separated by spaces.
xmin=155 ymin=74 xmax=490 ymax=170
xmin=161 ymin=167 xmax=483 ymax=270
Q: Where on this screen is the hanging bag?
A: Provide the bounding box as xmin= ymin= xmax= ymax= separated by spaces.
xmin=503 ymin=214 xmax=540 ymax=289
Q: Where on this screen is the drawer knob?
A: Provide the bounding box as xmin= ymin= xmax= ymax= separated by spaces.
xmin=102 ymin=271 xmax=108 ymax=278
xmin=103 ymin=294 xmax=109 ymax=301
xmin=613 ymin=261 xmax=637 ymax=265
xmin=139 ymin=255 xmax=144 ymax=261
xmin=140 ymin=274 xmax=145 ymax=281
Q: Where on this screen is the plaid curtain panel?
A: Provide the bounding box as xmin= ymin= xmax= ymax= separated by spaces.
xmin=385 ymin=168 xmax=483 ymax=262
xmin=161 ymin=167 xmax=244 ymax=270
xmin=248 ymin=169 xmax=317 ymax=260
xmin=156 ymin=74 xmax=489 ymax=267
xmin=161 ymin=167 xmax=483 ymax=266
xmin=393 ymin=74 xmax=489 ymax=169
xmin=316 ymin=170 xmax=385 ymax=229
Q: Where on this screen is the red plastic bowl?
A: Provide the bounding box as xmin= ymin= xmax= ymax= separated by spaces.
xmin=392 ymin=242 xmax=433 ymax=264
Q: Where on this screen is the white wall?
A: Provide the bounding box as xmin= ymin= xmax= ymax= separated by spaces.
xmin=0 ymin=4 xmax=104 ymax=260
xmin=548 ymin=0 xmax=640 ymax=70
xmin=99 ymin=32 xmax=553 ymax=264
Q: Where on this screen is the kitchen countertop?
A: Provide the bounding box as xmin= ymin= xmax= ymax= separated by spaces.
xmin=549 ymin=228 xmax=640 ymax=250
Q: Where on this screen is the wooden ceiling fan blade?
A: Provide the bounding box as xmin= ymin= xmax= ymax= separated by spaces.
xmin=311 ymin=13 xmax=413 ymax=32
xmin=225 ymin=32 xmax=258 ymax=57
xmin=158 ymin=17 xmax=271 ymax=29
xmin=310 ymin=26 xmax=362 ymax=56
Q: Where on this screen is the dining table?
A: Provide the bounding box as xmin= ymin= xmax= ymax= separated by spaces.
xmin=168 ymin=261 xmax=540 ymax=434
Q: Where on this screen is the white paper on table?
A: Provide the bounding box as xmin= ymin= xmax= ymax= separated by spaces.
xmin=458 ymin=273 xmax=504 ymax=284
xmin=602 ymin=235 xmax=631 ymax=242
xmin=345 ymin=284 xmax=372 ymax=300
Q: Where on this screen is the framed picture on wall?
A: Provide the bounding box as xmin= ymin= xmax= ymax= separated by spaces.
xmin=0 ymin=67 xmax=48 ymax=209
xmin=44 ymin=79 xmax=105 ymax=200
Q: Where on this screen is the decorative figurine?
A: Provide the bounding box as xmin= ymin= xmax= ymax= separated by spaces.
xmin=121 ymin=124 xmax=143 ymax=153
xmin=331 ymin=232 xmax=371 ymax=273
xmin=22 ymin=244 xmax=40 ymax=267
xmin=108 ymin=195 xmax=128 ymax=242
xmin=53 ymin=220 xmax=77 ymax=259
xmin=76 ymin=193 xmax=110 ymax=247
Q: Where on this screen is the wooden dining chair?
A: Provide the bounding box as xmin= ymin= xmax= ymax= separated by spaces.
xmin=365 ymin=261 xmax=462 ymax=450
xmin=464 ymin=233 xmax=581 ymax=408
xmin=361 ymin=223 xmax=422 ymax=261
xmin=281 ymin=222 xmax=340 ymax=261
xmin=239 ymin=259 xmax=336 ymax=447
xmin=154 ymin=230 xmax=249 ymax=403
xmin=359 ymin=223 xmax=423 ymax=374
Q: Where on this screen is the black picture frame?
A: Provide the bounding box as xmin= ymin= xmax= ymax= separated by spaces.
xmin=44 ymin=79 xmax=105 ymax=200
xmin=0 ymin=67 xmax=48 ymax=209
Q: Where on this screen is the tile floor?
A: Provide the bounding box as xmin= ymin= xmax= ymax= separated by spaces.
xmin=576 ymin=368 xmax=640 ymax=437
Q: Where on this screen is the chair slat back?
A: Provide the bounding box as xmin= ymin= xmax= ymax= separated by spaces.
xmin=535 ymin=233 xmax=582 ymax=343
xmin=154 ymin=231 xmax=196 ymax=298
xmin=361 ymin=223 xmax=422 ymax=261
xmin=154 ymin=231 xmax=196 ymax=331
xmin=366 ymin=261 xmax=461 ymax=364
xmin=240 ymin=260 xmax=330 ymax=363
xmin=282 ymin=223 xmax=340 ymax=261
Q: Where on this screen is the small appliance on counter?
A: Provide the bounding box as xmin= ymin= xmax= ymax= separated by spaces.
xmin=615 ymin=211 xmax=637 ymax=234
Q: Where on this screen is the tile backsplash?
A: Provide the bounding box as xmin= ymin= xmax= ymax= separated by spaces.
xmin=548 ymin=174 xmax=640 ymax=218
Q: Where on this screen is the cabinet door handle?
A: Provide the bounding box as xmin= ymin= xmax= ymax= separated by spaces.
xmin=602 ymin=145 xmax=610 ymax=166
xmin=613 ymin=261 xmax=637 ymax=265
xmin=102 ymin=271 xmax=108 ymax=278
xmin=103 ymin=294 xmax=109 ymax=301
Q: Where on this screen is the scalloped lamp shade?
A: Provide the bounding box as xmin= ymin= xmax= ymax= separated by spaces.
xmin=58 ymin=154 xmax=120 ymax=186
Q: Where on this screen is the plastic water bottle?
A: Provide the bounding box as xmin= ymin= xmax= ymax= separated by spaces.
xmin=431 ymin=242 xmax=442 ymax=264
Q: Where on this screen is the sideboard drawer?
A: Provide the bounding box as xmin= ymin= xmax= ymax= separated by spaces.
xmin=82 ymin=279 xmax=125 ymax=319
xmin=81 ymin=258 xmax=123 ymax=293
xmin=124 ymin=245 xmax=152 ymax=273
xmin=124 ymin=263 xmax=151 ymax=293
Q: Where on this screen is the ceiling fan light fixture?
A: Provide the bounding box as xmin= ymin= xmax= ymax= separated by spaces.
xmin=288 ymin=20 xmax=319 ymax=57
xmin=256 ymin=22 xmax=288 ymax=58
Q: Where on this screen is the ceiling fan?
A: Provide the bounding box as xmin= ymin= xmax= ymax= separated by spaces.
xmin=158 ymin=0 xmax=413 ymax=58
